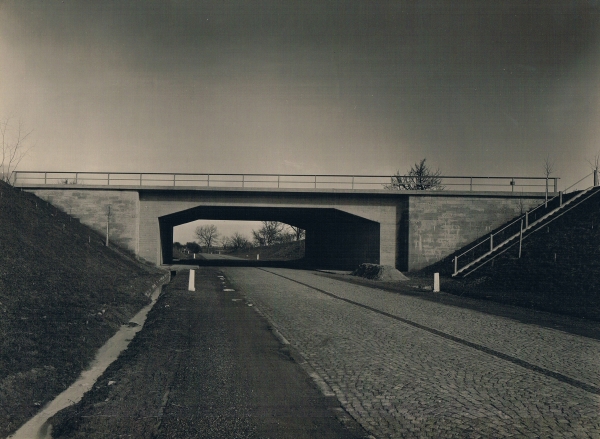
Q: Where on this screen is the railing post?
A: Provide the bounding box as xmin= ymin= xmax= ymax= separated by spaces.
xmin=554 ymin=178 xmax=558 ymax=193
xmin=13 ymin=171 xmax=17 ymax=186
xmin=207 ymin=175 xmax=210 ymax=187
xmin=107 ymin=173 xmax=110 ymax=185
xmin=75 ymin=172 xmax=78 ymax=184
xmin=525 ymin=211 xmax=529 ymax=228
xmin=490 ymin=234 xmax=493 ymax=251
xmin=595 ymin=170 xmax=599 ymax=187
xmin=44 ymin=172 xmax=47 ymax=185
xmin=242 ymin=175 xmax=245 ymax=188
xmin=470 ymin=177 xmax=473 ymax=191
xmin=173 ymin=174 xmax=176 ymax=186
xmin=518 ymin=219 xmax=523 ymax=258
xmin=454 ymin=256 xmax=458 ymax=276
xmin=559 ymin=191 xmax=563 ymax=206
xmin=278 ymin=175 xmax=280 ymax=189
xmin=510 ymin=178 xmax=515 ymax=192
xmin=314 ymin=175 xmax=317 ymax=188
xmin=139 ymin=174 xmax=142 ymax=186
xmin=352 ymin=176 xmax=354 ymax=190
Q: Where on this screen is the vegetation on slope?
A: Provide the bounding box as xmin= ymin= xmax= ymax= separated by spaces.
xmin=223 ymin=240 xmax=305 ymax=261
xmin=0 ymin=182 xmax=165 ymax=436
xmin=419 ymin=189 xmax=600 ymax=320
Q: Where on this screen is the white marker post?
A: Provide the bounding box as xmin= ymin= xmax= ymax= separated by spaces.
xmin=188 ymin=269 xmax=196 ymax=292
xmin=257 ymin=254 xmax=260 ymax=260
xmin=433 ymin=273 xmax=440 ymax=293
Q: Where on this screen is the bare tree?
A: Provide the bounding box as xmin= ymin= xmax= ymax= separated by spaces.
xmin=543 ymin=154 xmax=555 ymax=206
xmin=252 ymin=221 xmax=286 ymax=246
xmin=543 ymin=154 xmax=555 ymax=180
xmin=288 ymin=225 xmax=305 ymax=241
xmin=385 ymin=158 xmax=444 ymax=190
xmin=195 ymin=224 xmax=220 ymax=253
xmin=1 ymin=116 xmax=34 ymax=184
xmin=223 ymin=232 xmax=251 ymax=252
xmin=251 ymin=229 xmax=266 ymax=247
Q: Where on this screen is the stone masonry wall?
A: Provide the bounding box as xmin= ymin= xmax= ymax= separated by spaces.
xmin=28 ymin=189 xmax=139 ymax=254
xmin=24 ymin=186 xmax=547 ymax=271
xmin=407 ymin=195 xmax=542 ymax=271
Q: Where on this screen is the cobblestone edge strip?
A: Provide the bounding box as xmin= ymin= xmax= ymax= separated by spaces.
xmin=262 ymin=269 xmax=600 ymax=397
xmin=248 ymin=299 xmax=376 ymax=439
xmin=249 ymin=305 xmax=335 ymax=397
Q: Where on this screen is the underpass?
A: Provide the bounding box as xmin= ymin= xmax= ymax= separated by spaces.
xmin=160 ymin=206 xmax=380 ymax=269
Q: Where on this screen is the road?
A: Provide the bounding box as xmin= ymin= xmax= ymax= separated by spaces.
xmin=50 ymin=266 xmax=600 ymax=438
xmin=224 ymin=267 xmax=600 ymax=439
xmin=49 ymin=267 xmax=365 ymax=439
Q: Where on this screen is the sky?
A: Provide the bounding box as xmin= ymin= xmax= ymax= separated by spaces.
xmin=1 ymin=1 xmax=600 ymax=241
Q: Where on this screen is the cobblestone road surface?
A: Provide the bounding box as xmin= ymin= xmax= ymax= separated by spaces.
xmin=224 ymin=267 xmax=600 ymax=439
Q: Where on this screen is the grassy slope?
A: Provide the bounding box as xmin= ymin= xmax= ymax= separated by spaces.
xmin=418 ymin=189 xmax=600 ymax=320
xmin=224 ymin=240 xmax=305 ymax=260
xmin=0 ymin=182 xmax=165 ymax=436
xmin=175 ymin=240 xmax=306 ymax=262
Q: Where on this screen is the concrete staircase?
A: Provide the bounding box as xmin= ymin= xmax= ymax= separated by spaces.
xmin=453 ymin=186 xmax=600 ymax=278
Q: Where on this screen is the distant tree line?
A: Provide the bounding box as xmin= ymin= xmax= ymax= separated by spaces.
xmin=173 ymin=221 xmax=305 ymax=255
xmin=173 ymin=241 xmax=201 ymax=255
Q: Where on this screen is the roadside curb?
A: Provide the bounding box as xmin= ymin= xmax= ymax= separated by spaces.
xmin=143 ymin=272 xmax=171 ymax=298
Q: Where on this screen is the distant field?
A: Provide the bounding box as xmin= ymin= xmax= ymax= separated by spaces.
xmin=175 ymin=240 xmax=305 ymax=262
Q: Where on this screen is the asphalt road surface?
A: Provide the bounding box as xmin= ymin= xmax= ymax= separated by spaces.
xmin=49 ymin=268 xmax=366 ymax=439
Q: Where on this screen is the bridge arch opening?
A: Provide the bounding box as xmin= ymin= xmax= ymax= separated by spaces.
xmin=172 ymin=219 xmax=305 ymax=261
xmin=158 ymin=205 xmax=380 ymax=269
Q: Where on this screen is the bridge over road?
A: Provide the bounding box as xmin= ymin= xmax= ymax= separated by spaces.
xmin=15 ymin=172 xmax=554 ymax=271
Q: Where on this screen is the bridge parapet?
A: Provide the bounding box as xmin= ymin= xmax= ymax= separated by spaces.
xmin=14 ymin=171 xmax=559 ymax=193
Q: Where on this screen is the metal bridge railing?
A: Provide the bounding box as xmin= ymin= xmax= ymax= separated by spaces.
xmin=12 ymin=171 xmax=560 ymax=192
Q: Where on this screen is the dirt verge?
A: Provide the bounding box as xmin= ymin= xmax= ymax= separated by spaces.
xmin=49 ymin=268 xmax=365 ymax=439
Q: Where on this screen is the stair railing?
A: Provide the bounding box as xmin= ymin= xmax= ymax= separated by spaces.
xmin=453 ymin=171 xmax=596 ymax=276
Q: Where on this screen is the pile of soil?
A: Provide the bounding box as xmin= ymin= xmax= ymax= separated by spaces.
xmin=352 ymin=263 xmax=409 ymax=281
xmin=0 ymin=181 xmax=165 ymax=437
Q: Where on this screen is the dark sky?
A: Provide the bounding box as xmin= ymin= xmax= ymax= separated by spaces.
xmin=1 ymin=0 xmax=599 ymax=186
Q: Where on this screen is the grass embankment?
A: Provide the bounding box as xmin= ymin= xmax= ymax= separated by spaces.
xmin=417 ymin=189 xmax=600 ymax=321
xmin=176 ymin=240 xmax=305 ymax=262
xmin=226 ymin=240 xmax=305 ymax=261
xmin=0 ymin=181 xmax=165 ymax=437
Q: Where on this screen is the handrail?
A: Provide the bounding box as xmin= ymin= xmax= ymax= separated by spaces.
xmin=13 ymin=171 xmax=560 ymax=179
xmin=458 ymin=184 xmax=600 ymax=278
xmin=453 ymin=171 xmax=597 ymax=276
xmin=12 ymin=171 xmax=559 ymax=192
xmin=564 ymin=171 xmax=593 ymax=194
